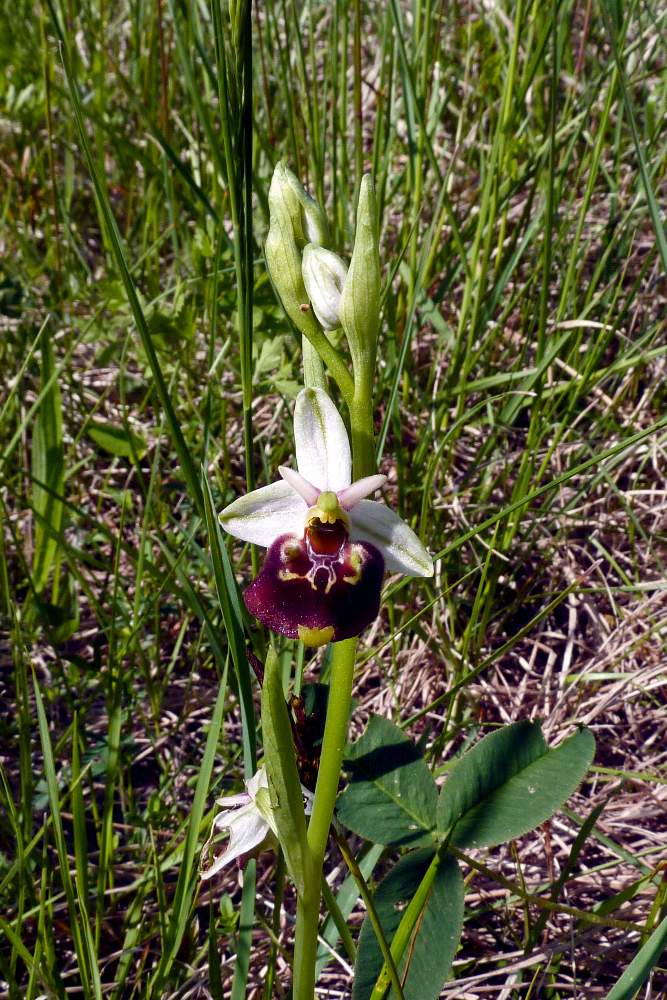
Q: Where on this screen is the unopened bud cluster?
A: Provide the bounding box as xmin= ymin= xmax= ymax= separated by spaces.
xmin=265 ymin=163 xmax=381 ymax=390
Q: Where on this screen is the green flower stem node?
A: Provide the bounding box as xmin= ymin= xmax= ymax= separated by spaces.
xmin=340 ymin=174 xmax=381 ymax=390
xmin=260 ymin=646 xmax=312 ymax=896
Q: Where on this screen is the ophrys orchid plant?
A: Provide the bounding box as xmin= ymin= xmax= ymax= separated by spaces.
xmin=204 ymin=165 xmax=596 ymax=1000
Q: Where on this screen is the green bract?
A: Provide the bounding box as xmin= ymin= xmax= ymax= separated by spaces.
xmin=339 ymin=175 xmax=381 ymax=383
xmin=268 ymin=161 xmax=328 ymax=248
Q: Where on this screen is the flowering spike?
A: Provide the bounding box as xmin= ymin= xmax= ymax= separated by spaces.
xmin=219 ymin=388 xmax=433 ymax=644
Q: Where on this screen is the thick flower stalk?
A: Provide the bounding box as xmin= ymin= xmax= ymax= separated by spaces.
xmin=220 ymin=387 xmax=433 ymax=645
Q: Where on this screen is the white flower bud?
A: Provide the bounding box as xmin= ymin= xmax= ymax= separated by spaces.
xmin=302 ymin=245 xmax=348 ymax=331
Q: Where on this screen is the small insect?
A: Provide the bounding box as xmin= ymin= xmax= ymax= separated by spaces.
xmin=246 ymin=648 xmax=323 ymax=791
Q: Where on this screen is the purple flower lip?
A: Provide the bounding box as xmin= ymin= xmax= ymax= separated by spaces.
xmin=244 ymin=532 xmax=385 ymax=646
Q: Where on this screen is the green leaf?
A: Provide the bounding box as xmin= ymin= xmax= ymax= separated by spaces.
xmin=33 ymin=673 xmax=102 ymax=998
xmin=437 ymin=722 xmax=595 ymax=848
xmin=337 ymin=715 xmax=437 ymax=847
xmin=87 ymin=421 xmax=147 ymax=459
xmin=33 ymin=571 xmax=80 ymax=645
xmin=605 ymin=913 xmax=667 ymax=1000
xmin=353 ymin=849 xmax=464 ymax=1000
xmin=317 ymin=843 xmax=384 ymax=976
xmin=31 ymin=325 xmax=64 ymax=594
xmin=392 ymin=853 xmax=463 ymax=1000
xmin=201 ymin=472 xmax=256 ymax=773
xmin=260 ymin=647 xmax=310 ymax=894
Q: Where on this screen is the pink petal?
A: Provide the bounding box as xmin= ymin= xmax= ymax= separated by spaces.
xmin=279 ymin=466 xmax=321 ymax=506
xmin=337 ymin=474 xmax=387 ymax=510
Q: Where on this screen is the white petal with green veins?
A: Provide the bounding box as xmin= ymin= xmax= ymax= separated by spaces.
xmin=219 ymin=479 xmax=306 ymax=547
xmin=294 ymin=387 xmax=351 ymax=493
xmin=348 ymin=500 xmax=434 ymax=577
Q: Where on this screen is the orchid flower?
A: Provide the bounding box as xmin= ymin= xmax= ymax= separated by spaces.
xmin=220 ymin=388 xmax=433 ymax=646
xmin=201 ymin=766 xmax=314 ymax=880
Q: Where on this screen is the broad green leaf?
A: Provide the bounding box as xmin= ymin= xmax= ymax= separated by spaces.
xmin=260 ymin=647 xmax=310 ymax=894
xmin=438 ymin=722 xmax=595 ymax=848
xmin=87 ymin=421 xmax=147 ymax=459
xmin=437 ymin=721 xmax=545 ymax=835
xmin=337 ymin=715 xmax=437 ymax=847
xmin=31 ymin=326 xmax=64 ymax=594
xmin=353 ymin=849 xmax=463 ymax=1000
xmin=605 ymin=912 xmax=667 ymax=1000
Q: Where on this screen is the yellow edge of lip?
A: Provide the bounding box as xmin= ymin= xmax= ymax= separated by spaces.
xmin=298 ymin=624 xmax=335 ymax=647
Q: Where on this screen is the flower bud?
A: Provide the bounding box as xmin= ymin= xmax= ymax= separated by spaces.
xmin=339 ymin=174 xmax=381 ymax=376
xmin=265 ymin=163 xmax=331 ymax=336
xmin=302 ymin=244 xmax=348 ymax=331
xmin=268 ymin=162 xmax=328 ymax=249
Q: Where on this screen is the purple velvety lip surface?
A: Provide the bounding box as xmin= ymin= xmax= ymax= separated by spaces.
xmin=244 ymin=532 xmax=384 ymax=641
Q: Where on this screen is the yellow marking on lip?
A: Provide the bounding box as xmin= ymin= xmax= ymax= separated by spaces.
xmin=343 ymin=544 xmax=364 ymax=585
xmin=278 ymin=568 xmax=308 ymax=584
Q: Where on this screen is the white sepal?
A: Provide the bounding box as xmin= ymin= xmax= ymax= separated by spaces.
xmin=219 ymin=479 xmax=306 ymax=548
xmin=294 ymin=387 xmax=351 ymax=493
xmin=348 ymin=500 xmax=434 ymax=577
xmin=201 ymin=768 xmax=275 ymax=879
xmin=200 ymin=767 xmax=314 ymax=880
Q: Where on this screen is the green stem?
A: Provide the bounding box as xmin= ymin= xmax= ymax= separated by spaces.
xmin=291 ymin=352 xmax=376 ymax=997
xmin=349 ymin=388 xmax=377 ymax=480
xmin=292 ymin=637 xmax=357 ymax=999
xmin=334 ymin=828 xmax=405 ymax=999
xmin=292 ymin=879 xmax=321 ymax=1000
xmin=307 ymin=638 xmax=357 ymax=864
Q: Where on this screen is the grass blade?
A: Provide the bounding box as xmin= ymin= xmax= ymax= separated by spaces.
xmin=151 ymin=659 xmax=229 ymax=991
